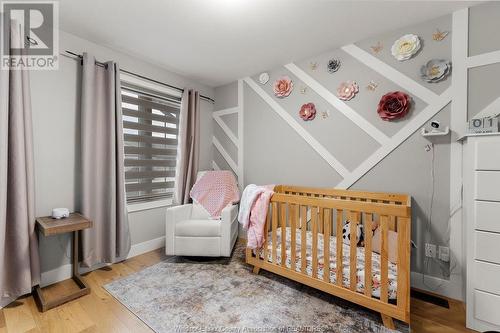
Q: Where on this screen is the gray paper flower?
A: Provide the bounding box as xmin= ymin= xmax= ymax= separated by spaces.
xmin=327 ymin=59 xmax=341 ymax=73
xmin=420 ymin=59 xmax=451 ymax=83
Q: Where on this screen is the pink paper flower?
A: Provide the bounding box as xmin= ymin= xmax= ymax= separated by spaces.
xmin=299 ymin=103 xmax=316 ymax=121
xmin=337 ymin=81 xmax=359 ymax=101
xmin=377 ymin=91 xmax=411 ymax=121
xmin=273 ymin=76 xmax=293 ymax=98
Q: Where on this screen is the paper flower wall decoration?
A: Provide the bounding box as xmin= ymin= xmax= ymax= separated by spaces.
xmin=420 ymin=59 xmax=451 ymax=83
xmin=259 ymin=72 xmax=270 ymax=85
xmin=366 ymin=80 xmax=379 ymax=91
xmin=273 ymin=76 xmax=293 ymax=98
xmin=327 ymin=59 xmax=341 ymax=73
xmin=337 ymin=81 xmax=359 ymax=101
xmin=299 ymin=103 xmax=316 ymax=121
xmin=377 ymin=91 xmax=411 ymax=121
xmin=432 ymin=29 xmax=449 ymax=41
xmin=391 ymin=34 xmax=421 ymax=61
xmin=371 ymin=41 xmax=383 ymax=54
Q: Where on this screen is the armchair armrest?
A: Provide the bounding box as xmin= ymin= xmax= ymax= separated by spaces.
xmin=220 ymin=204 xmax=239 ymax=256
xmin=165 ymin=204 xmax=192 ymax=255
xmin=221 ymin=204 xmax=238 ymax=226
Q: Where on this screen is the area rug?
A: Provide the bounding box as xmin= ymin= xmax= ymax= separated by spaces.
xmin=104 ymin=244 xmax=409 ymax=333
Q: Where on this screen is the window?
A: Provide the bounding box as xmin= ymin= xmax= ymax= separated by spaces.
xmin=121 ymin=82 xmax=181 ymax=203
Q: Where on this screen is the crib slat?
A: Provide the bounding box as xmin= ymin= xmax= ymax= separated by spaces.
xmin=272 ymin=202 xmax=278 ymax=264
xmin=311 ymin=206 xmax=318 ymax=278
xmin=349 ymin=211 xmax=358 ymax=291
xmin=364 ymin=213 xmax=373 ymax=297
xmin=319 ymin=207 xmax=324 ymax=234
xmin=280 ymin=202 xmax=287 ymax=267
xmin=389 ymin=205 xmax=396 ymax=231
xmin=300 ymin=205 xmax=307 ymax=273
xmin=323 ymin=209 xmax=331 ymax=282
xmin=290 ymin=204 xmax=297 ymax=271
xmin=336 ymin=209 xmax=343 ymax=287
xmin=380 ymin=215 xmax=389 ymax=303
xmin=263 ymin=205 xmax=270 ymax=262
xmin=397 ymin=217 xmax=410 ymax=313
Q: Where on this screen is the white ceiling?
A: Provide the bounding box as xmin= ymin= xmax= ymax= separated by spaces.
xmin=59 ymin=0 xmax=478 ymax=87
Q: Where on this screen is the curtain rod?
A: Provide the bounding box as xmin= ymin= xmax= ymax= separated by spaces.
xmin=64 ymin=50 xmax=215 ymax=104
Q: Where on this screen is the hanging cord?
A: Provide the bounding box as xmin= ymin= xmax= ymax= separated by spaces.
xmin=422 ymin=143 xmax=436 ymax=288
xmin=421 ymin=142 xmax=463 ymax=289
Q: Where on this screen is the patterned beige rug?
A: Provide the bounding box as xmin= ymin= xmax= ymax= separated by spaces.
xmin=104 ymin=243 xmax=408 ymax=333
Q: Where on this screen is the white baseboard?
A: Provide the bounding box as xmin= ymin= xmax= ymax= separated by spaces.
xmin=41 ymin=263 xmax=74 ymax=287
xmin=126 ymin=236 xmax=165 ymax=259
xmin=40 ymin=236 xmax=166 ymax=287
xmin=411 ymin=271 xmax=462 ymax=300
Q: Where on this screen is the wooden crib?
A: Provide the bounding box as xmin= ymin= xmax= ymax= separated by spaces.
xmin=245 ymin=185 xmax=411 ymax=329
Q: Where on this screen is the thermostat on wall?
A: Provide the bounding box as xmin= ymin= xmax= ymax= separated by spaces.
xmin=52 ymin=208 xmax=70 ymax=219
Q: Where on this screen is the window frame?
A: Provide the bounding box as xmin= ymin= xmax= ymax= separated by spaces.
xmin=120 ymin=72 xmax=182 ymax=211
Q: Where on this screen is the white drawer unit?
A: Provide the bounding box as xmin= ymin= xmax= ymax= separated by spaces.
xmin=463 ymin=133 xmax=500 ymax=332
xmin=475 ymin=200 xmax=500 ymax=233
xmin=475 ymin=140 xmax=500 ymax=170
xmin=474 ymin=290 xmax=500 ymax=327
xmin=475 ymin=171 xmax=500 ymax=201
xmin=475 ymin=261 xmax=500 ymax=295
xmin=475 ymin=231 xmax=500 ymax=264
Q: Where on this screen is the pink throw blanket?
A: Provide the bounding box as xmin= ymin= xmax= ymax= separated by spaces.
xmin=239 ymin=184 xmax=275 ymax=249
xmin=190 ymin=171 xmax=240 ymax=219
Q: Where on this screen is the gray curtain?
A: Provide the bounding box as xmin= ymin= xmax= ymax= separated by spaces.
xmin=174 ymin=89 xmax=200 ymax=204
xmin=80 ymin=53 xmax=131 ymax=267
xmin=0 ymin=21 xmax=40 ymax=307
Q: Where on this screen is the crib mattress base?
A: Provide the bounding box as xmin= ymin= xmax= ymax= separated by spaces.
xmin=258 ymin=227 xmax=398 ymax=299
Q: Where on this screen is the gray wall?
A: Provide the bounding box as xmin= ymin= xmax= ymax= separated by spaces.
xmin=31 ymin=30 xmax=214 ymax=275
xmin=214 ymin=14 xmax=454 ymax=280
xmin=467 ymin=1 xmax=500 ymax=120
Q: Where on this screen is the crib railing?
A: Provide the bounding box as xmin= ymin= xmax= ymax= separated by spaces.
xmin=246 ymin=186 xmax=411 ymax=326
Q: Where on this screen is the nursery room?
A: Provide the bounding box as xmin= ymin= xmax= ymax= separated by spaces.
xmin=1 ymin=0 xmax=500 ymax=332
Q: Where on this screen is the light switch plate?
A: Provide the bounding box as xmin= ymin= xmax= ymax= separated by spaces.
xmin=438 ymin=246 xmax=450 ymax=262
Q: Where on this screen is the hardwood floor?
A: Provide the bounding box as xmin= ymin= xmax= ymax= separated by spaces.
xmin=0 ymin=248 xmax=475 ymax=333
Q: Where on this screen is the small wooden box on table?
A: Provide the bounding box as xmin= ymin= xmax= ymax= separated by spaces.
xmin=33 ymin=213 xmax=93 ymax=312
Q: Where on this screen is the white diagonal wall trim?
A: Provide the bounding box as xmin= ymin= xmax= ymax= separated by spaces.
xmin=213 ymin=107 xmax=239 ymax=117
xmin=466 ymin=49 xmax=500 ymax=68
xmin=212 ymin=81 xmax=244 ymax=188
xmin=285 ymin=63 xmax=390 ymax=145
xmin=337 ymin=88 xmax=452 ymax=189
xmin=342 ymin=44 xmax=440 ymax=105
xmin=473 ymin=95 xmax=500 ymax=119
xmin=244 ymin=77 xmax=350 ymax=178
xmin=212 ymin=136 xmax=238 ymax=174
xmin=212 ymin=160 xmax=221 ymax=171
xmin=213 ymin=113 xmax=238 ymax=146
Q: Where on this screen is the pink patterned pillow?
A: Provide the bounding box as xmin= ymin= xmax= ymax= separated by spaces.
xmin=189 ymin=171 xmax=240 ymax=219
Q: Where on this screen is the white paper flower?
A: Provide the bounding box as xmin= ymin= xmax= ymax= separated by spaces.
xmin=259 ymin=72 xmax=270 ymax=85
xmin=391 ymin=34 xmax=421 ymax=61
xmin=420 ymin=59 xmax=451 ymax=83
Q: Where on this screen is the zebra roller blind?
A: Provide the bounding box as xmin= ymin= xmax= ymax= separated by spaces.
xmin=121 ymin=82 xmax=181 ymax=203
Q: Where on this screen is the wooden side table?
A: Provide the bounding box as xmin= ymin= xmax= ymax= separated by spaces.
xmin=33 ymin=213 xmax=93 ymax=312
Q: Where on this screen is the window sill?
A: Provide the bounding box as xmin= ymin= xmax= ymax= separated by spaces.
xmin=127 ymin=198 xmax=173 ymax=213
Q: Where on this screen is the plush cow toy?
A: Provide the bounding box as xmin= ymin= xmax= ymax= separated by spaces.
xmin=342 ymin=220 xmax=379 ymax=246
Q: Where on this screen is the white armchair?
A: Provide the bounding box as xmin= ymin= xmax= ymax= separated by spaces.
xmin=165 ymin=197 xmax=239 ymax=257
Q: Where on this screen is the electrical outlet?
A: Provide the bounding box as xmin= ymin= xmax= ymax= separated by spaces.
xmin=439 ymin=246 xmax=450 ymax=262
xmin=425 ymin=243 xmax=437 ymax=258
